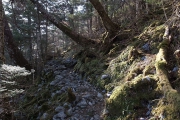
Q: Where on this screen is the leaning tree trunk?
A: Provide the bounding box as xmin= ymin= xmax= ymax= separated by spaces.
xmin=29 ymin=0 xmax=122 ymax=55
xmin=0 ymin=0 xmax=4 ymax=63
xmin=89 ymin=0 xmax=120 ymax=40
xmin=88 ymin=0 xmax=121 ymax=54
xmin=30 ymin=0 xmax=99 ymax=50
xmin=89 ymin=0 xmax=119 ymax=32
xmin=4 ymin=17 xmax=32 ymax=70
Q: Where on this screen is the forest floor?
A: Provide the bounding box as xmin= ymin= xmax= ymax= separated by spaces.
xmin=0 ymin=65 xmax=31 ymax=120
xmin=0 ymin=58 xmax=108 ymax=120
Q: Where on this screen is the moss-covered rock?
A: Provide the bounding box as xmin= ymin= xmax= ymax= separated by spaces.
xmin=103 ymin=18 xmax=180 ymax=119
xmin=107 ymin=75 xmax=160 ymax=119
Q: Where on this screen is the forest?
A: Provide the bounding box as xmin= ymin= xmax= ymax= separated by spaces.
xmin=1 ymin=0 xmax=180 ymax=120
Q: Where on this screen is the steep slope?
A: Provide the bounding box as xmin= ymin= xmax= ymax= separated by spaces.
xmin=72 ymin=1 xmax=180 ymax=119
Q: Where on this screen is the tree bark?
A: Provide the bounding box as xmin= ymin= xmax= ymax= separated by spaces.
xmin=89 ymin=0 xmax=119 ymax=34
xmin=4 ymin=17 xmax=32 ymax=70
xmin=29 ymin=0 xmax=99 ymax=49
xmin=27 ymin=10 xmax=32 ymax=62
xmin=0 ymin=0 xmax=4 ymax=63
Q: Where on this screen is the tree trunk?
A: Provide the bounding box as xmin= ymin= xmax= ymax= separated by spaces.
xmin=43 ymin=0 xmax=48 ymax=62
xmin=45 ymin=15 xmax=48 ymax=61
xmin=29 ymin=0 xmax=99 ymax=49
xmin=4 ymin=17 xmax=32 ymax=70
xmin=27 ymin=10 xmax=32 ymax=62
xmin=86 ymin=0 xmax=93 ymax=37
xmin=89 ymin=0 xmax=119 ymax=34
xmin=135 ymin=0 xmax=139 ymax=19
xmin=0 ymin=0 xmax=4 ymax=63
xmin=37 ymin=9 xmax=43 ymax=62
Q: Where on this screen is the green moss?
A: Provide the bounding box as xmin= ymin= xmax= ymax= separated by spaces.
xmin=75 ymin=58 xmax=103 ymax=75
xmin=74 ymin=55 xmax=106 ymax=86
xmin=107 ymin=75 xmax=160 ymax=119
xmin=104 ymin=23 xmax=169 ymax=119
xmin=107 ymin=47 xmax=132 ymax=80
xmin=97 ymin=77 xmax=111 ymax=89
xmin=143 ymin=63 xmax=156 ymax=76
xmin=158 ymin=39 xmax=169 ymax=49
xmin=151 ymin=90 xmax=180 ymax=119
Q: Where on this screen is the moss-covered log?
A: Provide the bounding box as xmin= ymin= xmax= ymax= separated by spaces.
xmin=154 ymin=26 xmax=180 ymax=119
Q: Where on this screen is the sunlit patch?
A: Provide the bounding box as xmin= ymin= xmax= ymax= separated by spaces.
xmin=0 ymin=64 xmax=31 ymax=118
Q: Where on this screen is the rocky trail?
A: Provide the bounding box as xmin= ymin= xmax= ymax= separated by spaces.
xmin=0 ymin=58 xmax=108 ymax=120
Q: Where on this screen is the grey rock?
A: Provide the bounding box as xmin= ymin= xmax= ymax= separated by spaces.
xmin=146 ymin=110 xmax=151 ymax=116
xmin=61 ymin=86 xmax=68 ymax=92
xmin=55 ymin=75 xmax=63 ymax=80
xmin=71 ymin=114 xmax=82 ymax=120
xmin=54 ymin=71 xmax=61 ymax=75
xmin=69 ymin=116 xmax=79 ymax=120
xmin=51 ymin=92 xmax=56 ymax=98
xmin=50 ymin=79 xmax=60 ymax=86
xmin=93 ymin=114 xmax=101 ymax=120
xmin=172 ymin=66 xmax=179 ymax=72
xmin=53 ymin=111 xmax=66 ymax=120
xmin=102 ymin=90 xmax=106 ymax=93
xmin=66 ymin=108 xmax=73 ymax=116
xmin=82 ymin=94 xmax=91 ymax=99
xmin=56 ymin=90 xmax=62 ymax=94
xmin=142 ymin=43 xmax=150 ymax=51
xmin=62 ymin=58 xmax=77 ymax=67
xmin=77 ymin=98 xmax=87 ymax=108
xmin=55 ymin=106 xmax=64 ymax=112
xmin=101 ymin=74 xmax=110 ymax=80
xmin=40 ymin=113 xmax=49 ymax=120
xmin=58 ymin=65 xmax=67 ymax=70
xmin=88 ymin=102 xmax=93 ymax=106
xmin=38 ymin=84 xmax=43 ymax=87
xmin=90 ymin=117 xmax=94 ymax=120
xmin=90 ymin=100 xmax=95 ymax=105
xmin=97 ymin=92 xmax=103 ymax=99
xmin=38 ymin=88 xmax=42 ymax=91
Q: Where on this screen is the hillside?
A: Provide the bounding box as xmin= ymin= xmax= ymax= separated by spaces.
xmin=1 ymin=0 xmax=180 ymax=120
